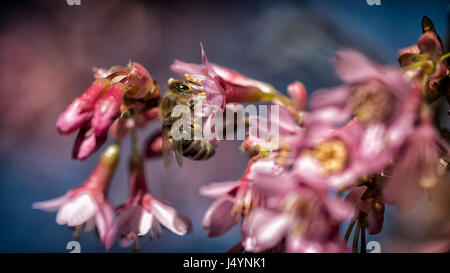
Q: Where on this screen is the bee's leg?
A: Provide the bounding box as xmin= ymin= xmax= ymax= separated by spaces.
xmin=189 ymin=98 xmax=198 ymax=111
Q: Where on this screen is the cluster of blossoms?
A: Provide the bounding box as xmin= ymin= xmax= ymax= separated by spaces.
xmin=34 ymin=17 xmax=450 ymax=252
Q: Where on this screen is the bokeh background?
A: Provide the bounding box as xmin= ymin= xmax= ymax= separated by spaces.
xmin=0 ymin=0 xmax=449 ymax=253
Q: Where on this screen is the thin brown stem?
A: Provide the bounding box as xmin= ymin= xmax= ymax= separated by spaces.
xmin=352 ymin=220 xmax=361 ymax=253
xmin=73 ymin=225 xmax=82 ymax=240
xmin=360 ymin=225 xmax=366 ymax=254
xmin=133 ymin=237 xmax=140 ymax=253
xmin=344 ymin=220 xmax=356 ymax=243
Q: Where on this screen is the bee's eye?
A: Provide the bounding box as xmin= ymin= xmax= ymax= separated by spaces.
xmin=176 ymin=83 xmax=189 ymax=91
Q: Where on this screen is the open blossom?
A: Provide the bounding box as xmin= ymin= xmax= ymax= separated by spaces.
xmin=247 ymin=106 xmax=303 ymax=161
xmin=117 ymin=150 xmax=191 ymax=246
xmin=57 ymin=62 xmax=159 ymax=160
xmin=171 ymin=44 xmax=282 ymax=110
xmin=383 ymin=109 xmax=449 ymax=210
xmin=242 ymin=171 xmax=353 ymax=253
xmin=291 ymin=116 xmax=381 ymax=190
xmin=32 ymin=144 xmax=120 ymax=250
xmin=200 ymin=156 xmax=283 ymax=237
xmin=248 ymin=105 xmax=371 ymax=190
xmin=310 ymin=49 xmax=420 ymax=173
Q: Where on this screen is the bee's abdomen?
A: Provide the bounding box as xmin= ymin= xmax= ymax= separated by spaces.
xmin=182 ymin=139 xmax=215 ymax=160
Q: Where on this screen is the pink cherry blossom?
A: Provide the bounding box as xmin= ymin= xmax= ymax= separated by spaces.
xmin=57 ymin=78 xmax=110 ymax=135
xmin=58 ymin=62 xmax=158 ymax=161
xmin=242 ymin=171 xmax=352 ymax=253
xmin=94 ymin=61 xmax=159 ymax=100
xmin=171 ymin=44 xmax=279 ymax=110
xmin=117 ymin=151 xmax=191 ymax=246
xmin=383 ymin=109 xmax=449 ymax=210
xmin=247 ymin=105 xmax=303 ymax=161
xmin=310 ymin=49 xmax=420 ymax=175
xmin=125 ymin=62 xmax=159 ymax=100
xmin=33 ymin=144 xmax=120 ymax=250
xmin=91 ymin=82 xmax=124 ymax=137
xmin=200 ymin=156 xmax=282 ymax=237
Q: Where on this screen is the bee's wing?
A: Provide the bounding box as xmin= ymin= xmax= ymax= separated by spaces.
xmin=173 ymin=138 xmax=184 ymax=168
xmin=162 ymin=125 xmax=184 ymax=169
xmin=162 ymin=126 xmax=174 ymax=169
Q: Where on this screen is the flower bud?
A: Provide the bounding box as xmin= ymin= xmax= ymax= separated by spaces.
xmin=144 ymin=131 xmax=163 ymax=159
xmin=125 ymin=62 xmax=159 ymax=100
xmin=72 ymin=125 xmax=107 ymax=161
xmin=91 ymin=82 xmax=124 ymax=137
xmin=100 ymin=143 xmax=120 ymax=169
xmin=57 ymin=78 xmax=110 ymax=134
xmin=287 ymin=81 xmax=307 ymax=111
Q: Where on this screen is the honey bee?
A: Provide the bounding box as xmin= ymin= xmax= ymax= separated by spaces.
xmin=159 ymin=78 xmax=215 ymax=168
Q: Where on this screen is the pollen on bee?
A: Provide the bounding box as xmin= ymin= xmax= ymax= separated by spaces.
xmin=184 ymin=73 xmax=202 ymax=85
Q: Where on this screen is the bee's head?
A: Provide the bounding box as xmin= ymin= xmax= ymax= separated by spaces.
xmin=168 ymin=78 xmax=191 ymax=93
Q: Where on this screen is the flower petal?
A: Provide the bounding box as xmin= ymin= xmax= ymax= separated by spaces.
xmin=243 ymin=208 xmax=291 ymax=252
xmin=418 ymin=32 xmax=443 ymax=61
xmin=252 ymin=173 xmax=295 ymax=197
xmin=56 ymin=193 xmax=97 ymax=227
xmin=72 ymin=125 xmax=107 ymax=161
xmin=91 ymin=82 xmax=124 ymax=137
xmin=322 ymin=195 xmax=354 ymax=221
xmin=170 ymin=60 xmax=205 ymax=77
xmin=56 ymin=79 xmax=110 ymax=134
xmin=334 ymin=49 xmax=381 ymax=83
xmin=151 ymin=199 xmax=192 ymax=236
xmin=310 ymin=86 xmax=350 ymax=110
xmin=117 ymin=205 xmax=144 ymax=238
xmin=202 ymin=79 xmax=225 ymax=108
xmin=95 ymin=201 xmax=116 ymax=250
xmin=199 ymin=181 xmax=239 ymax=198
xmin=202 ymin=195 xmax=236 ymax=238
xmin=32 ymin=195 xmax=69 ymax=212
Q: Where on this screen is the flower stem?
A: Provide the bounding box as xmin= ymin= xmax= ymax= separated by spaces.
xmin=73 ymin=225 xmax=82 ymax=240
xmin=131 ymin=126 xmax=138 ymax=155
xmin=133 ymin=237 xmax=140 ymax=253
xmin=344 ymin=220 xmax=356 ymax=243
xmin=360 ymin=225 xmax=366 ymax=254
xmin=439 ymin=52 xmax=450 ymax=62
xmin=352 ymin=220 xmax=361 ymax=253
